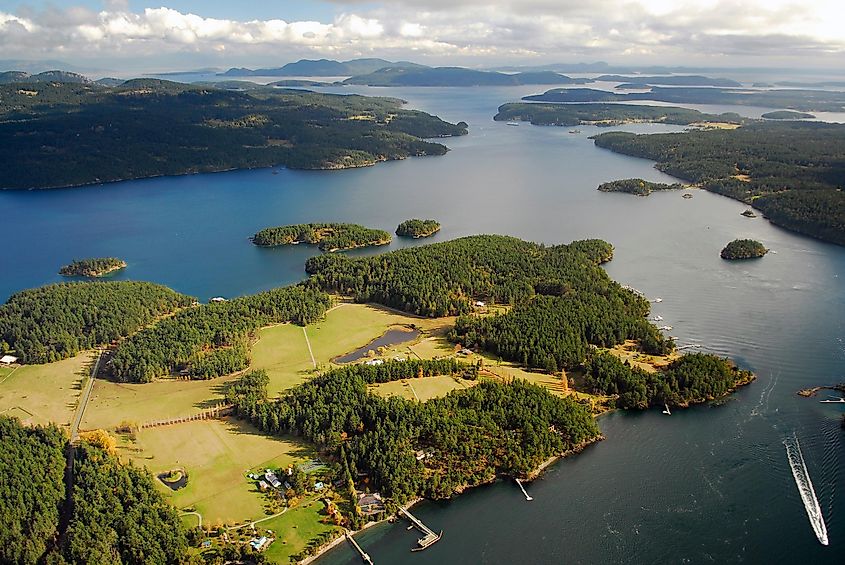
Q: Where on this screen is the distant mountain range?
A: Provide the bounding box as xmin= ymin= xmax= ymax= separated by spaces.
xmin=220 ymin=58 xmax=425 ymax=77
xmin=0 ymin=70 xmax=91 ymax=84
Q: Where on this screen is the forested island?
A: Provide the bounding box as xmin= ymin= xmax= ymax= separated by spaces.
xmin=494 ymin=102 xmax=742 ymax=126
xmin=522 ymin=86 xmax=845 ymax=112
xmin=0 ymin=281 xmax=193 ymax=364
xmin=59 ymin=257 xmax=126 ymax=277
xmin=0 ymin=79 xmax=467 ymax=190
xmin=343 ymin=67 xmax=590 ymax=87
xmin=597 ymin=179 xmax=684 ymax=196
xmin=761 ymin=110 xmax=815 ymax=120
xmin=252 ymin=223 xmax=391 ymax=251
xmin=597 ymin=75 xmax=741 ymax=87
xmin=396 ymin=218 xmax=441 ymax=238
xmin=721 ymin=239 xmax=768 ymax=260
xmin=1 ymin=417 xmax=193 ymax=565
xmin=592 ymin=122 xmax=845 ymax=245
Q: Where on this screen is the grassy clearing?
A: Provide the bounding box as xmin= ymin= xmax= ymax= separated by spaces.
xmin=259 ymin=500 xmax=340 ymax=564
xmin=369 ymin=374 xmax=476 ymax=402
xmin=603 ymin=340 xmax=680 ymax=373
xmin=82 ymin=376 xmax=234 ymax=431
xmin=0 ymin=352 xmax=92 ymax=427
xmin=123 ymin=417 xmax=314 ymax=526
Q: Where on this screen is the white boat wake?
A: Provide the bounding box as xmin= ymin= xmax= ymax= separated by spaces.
xmin=784 ymin=434 xmax=829 ymax=546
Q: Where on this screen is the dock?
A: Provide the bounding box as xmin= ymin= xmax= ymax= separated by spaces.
xmin=398 ymin=507 xmax=442 ymax=551
xmin=515 ymin=478 xmax=533 ymax=501
xmin=345 ymin=531 xmax=373 ymax=564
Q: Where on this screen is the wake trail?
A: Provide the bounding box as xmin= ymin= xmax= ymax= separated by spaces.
xmin=783 ymin=433 xmax=829 ymax=546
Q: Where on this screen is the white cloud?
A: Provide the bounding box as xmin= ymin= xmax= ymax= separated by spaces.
xmin=0 ymin=1 xmax=843 ymax=70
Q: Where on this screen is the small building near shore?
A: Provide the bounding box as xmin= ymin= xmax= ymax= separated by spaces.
xmin=0 ymin=355 xmax=18 ymax=365
xmin=357 ymin=492 xmax=385 ymax=515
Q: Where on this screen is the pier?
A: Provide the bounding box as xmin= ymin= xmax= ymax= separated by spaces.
xmin=345 ymin=531 xmax=373 ymax=564
xmin=515 ymin=478 xmax=533 ymax=501
xmin=399 ymin=507 xmax=442 ymax=551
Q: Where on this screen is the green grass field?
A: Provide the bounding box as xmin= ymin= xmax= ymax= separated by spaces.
xmin=0 ymin=352 xmax=92 ymax=427
xmin=125 ymin=417 xmax=314 ymax=526
xmin=259 ymin=500 xmax=340 ymax=564
xmin=369 ymin=374 xmax=476 ymax=402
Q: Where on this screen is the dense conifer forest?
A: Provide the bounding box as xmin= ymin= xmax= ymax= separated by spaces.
xmin=0 ymin=80 xmax=467 ymax=189
xmin=229 ymin=362 xmax=601 ymax=505
xmin=583 ymin=351 xmax=754 ymax=409
xmin=252 ymin=223 xmax=391 ymax=251
xmin=395 ymin=219 xmax=441 ymax=238
xmin=0 ymin=417 xmax=191 ymax=564
xmin=0 ymin=282 xmax=193 ymax=364
xmin=593 ymin=122 xmax=845 ymax=245
xmin=59 ymin=257 xmax=127 ymax=277
xmin=109 ymin=286 xmax=331 ymax=382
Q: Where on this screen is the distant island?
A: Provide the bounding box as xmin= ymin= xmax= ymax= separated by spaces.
xmin=721 ymin=239 xmax=768 ymax=260
xmin=598 ymin=179 xmax=684 ymax=196
xmin=592 ymin=122 xmax=845 ymax=246
xmin=59 ymin=257 xmax=126 ymax=277
xmin=596 ymin=74 xmax=741 ymax=87
xmin=343 ymin=66 xmax=591 ymax=87
xmin=0 ymin=79 xmax=467 ymax=190
xmin=220 ymin=58 xmax=424 ymax=77
xmin=494 ymin=102 xmax=743 ymax=126
xmin=252 ymin=223 xmax=391 ymax=252
xmin=396 ymin=219 xmax=441 ymax=238
xmin=761 ymin=110 xmax=815 ymax=120
xmin=522 ymin=86 xmax=845 ymax=112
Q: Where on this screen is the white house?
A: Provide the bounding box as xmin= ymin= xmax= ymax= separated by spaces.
xmin=0 ymin=355 xmax=18 ymax=365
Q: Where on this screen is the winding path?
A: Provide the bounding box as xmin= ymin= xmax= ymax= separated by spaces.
xmin=302 ymin=327 xmax=316 ymax=369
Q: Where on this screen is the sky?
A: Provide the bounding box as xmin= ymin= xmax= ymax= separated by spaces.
xmin=1 ymin=0 xmax=844 ymax=73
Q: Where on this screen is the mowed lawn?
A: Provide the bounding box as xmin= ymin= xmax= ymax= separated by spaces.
xmin=0 ymin=352 xmax=93 ymax=427
xmin=127 ymin=417 xmax=314 ymax=526
xmin=259 ymin=500 xmax=340 ymax=564
xmin=369 ymin=375 xmax=476 ymax=402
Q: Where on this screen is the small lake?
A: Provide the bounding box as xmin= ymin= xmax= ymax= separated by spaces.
xmin=334 ymin=327 xmax=421 ymax=363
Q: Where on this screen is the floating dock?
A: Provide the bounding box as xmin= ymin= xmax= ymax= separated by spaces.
xmin=345 ymin=531 xmax=373 ymax=564
xmin=399 ymin=507 xmax=442 ymax=551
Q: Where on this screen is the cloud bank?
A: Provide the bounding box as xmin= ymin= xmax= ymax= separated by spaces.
xmin=1 ymin=0 xmax=843 ymax=71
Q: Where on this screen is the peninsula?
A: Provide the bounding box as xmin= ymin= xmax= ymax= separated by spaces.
xmin=0 ymin=79 xmax=467 ymax=190
xmin=494 ymin=102 xmax=743 ymax=127
xmin=59 ymin=257 xmax=126 ymax=277
xmin=251 ymin=223 xmax=391 ymax=252
xmin=721 ymin=239 xmax=768 ymax=260
xmin=396 ymin=219 xmax=441 ymax=238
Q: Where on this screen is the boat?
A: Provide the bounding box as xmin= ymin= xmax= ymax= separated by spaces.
xmin=662 ymin=403 xmax=672 ymax=415
xmin=652 ymin=315 xmax=664 ymax=321
xmin=568 ymin=129 xmax=581 ymax=134
xmin=660 ymin=325 xmax=673 ymax=331
xmin=653 ymin=297 xmax=663 ymax=303
xmin=506 ymin=122 xmax=519 ymax=126
xmin=682 ymin=193 xmax=693 ymax=199
xmin=820 ymin=397 xmax=845 ymax=404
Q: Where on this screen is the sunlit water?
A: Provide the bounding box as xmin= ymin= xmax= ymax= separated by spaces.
xmin=1 ymin=85 xmax=843 ymax=563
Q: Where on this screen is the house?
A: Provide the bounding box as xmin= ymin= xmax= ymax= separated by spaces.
xmin=258 ymin=480 xmax=270 ymax=492
xmin=357 ymin=492 xmax=385 ymax=515
xmin=249 ymin=536 xmax=271 ymax=551
xmin=364 ymin=359 xmax=384 ymax=366
xmin=475 ymin=301 xmax=486 ymax=307
xmin=264 ymin=470 xmax=282 ymax=489
xmin=201 ymin=540 xmax=212 ymax=549
xmin=0 ymin=355 xmax=18 ymax=365
xmin=210 ymin=296 xmax=227 ymax=303
xmin=314 ymin=481 xmax=325 ymax=492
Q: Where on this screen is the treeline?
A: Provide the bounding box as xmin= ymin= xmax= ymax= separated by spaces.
xmin=109 ymin=286 xmax=331 ymax=382
xmin=0 ymin=417 xmax=66 ymax=564
xmin=721 ymin=239 xmax=768 ymax=260
xmin=0 ymin=416 xmax=192 ymax=564
xmin=305 ymin=235 xmax=616 ymax=317
xmin=0 ymin=282 xmax=193 ymax=364
xmin=597 ymin=178 xmax=684 ymax=196
xmin=395 ymin=218 xmax=441 ymax=238
xmin=452 ymin=294 xmax=672 ymax=373
xmin=593 ymin=122 xmax=845 ymax=245
xmin=59 ymin=257 xmax=126 ymax=277
xmin=0 ymin=80 xmax=467 ymax=189
xmin=252 ymin=223 xmax=391 ymax=251
xmin=229 ymin=361 xmax=600 ymax=504
xmin=583 ymin=351 xmax=754 ymax=409
xmin=494 ymin=102 xmax=742 ymax=126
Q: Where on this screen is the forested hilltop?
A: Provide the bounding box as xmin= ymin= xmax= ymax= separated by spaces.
xmin=0 ymin=80 xmax=467 ymax=190
xmin=252 ymin=223 xmax=391 ymax=251
xmin=592 ymin=122 xmax=845 ymax=245
xmin=1 ymin=417 xmax=194 ymax=564
xmin=494 ymin=103 xmax=743 ymax=126
xmin=396 ymin=218 xmax=441 ymax=238
xmin=0 ymin=281 xmax=193 ymax=364
xmin=59 ymin=257 xmax=126 ymax=277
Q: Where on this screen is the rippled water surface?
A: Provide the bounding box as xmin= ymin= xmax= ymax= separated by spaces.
xmin=2 ymin=85 xmax=844 ymax=563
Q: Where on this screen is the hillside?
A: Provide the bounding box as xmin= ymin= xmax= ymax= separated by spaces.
xmin=344 ymin=66 xmax=590 ymax=86
xmin=494 ymin=102 xmax=743 ymax=126
xmin=0 ymin=79 xmax=467 ymax=189
xmin=221 ymin=58 xmax=425 ymax=77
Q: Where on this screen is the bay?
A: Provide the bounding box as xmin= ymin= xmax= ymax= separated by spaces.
xmin=1 ymin=85 xmax=843 ymax=563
